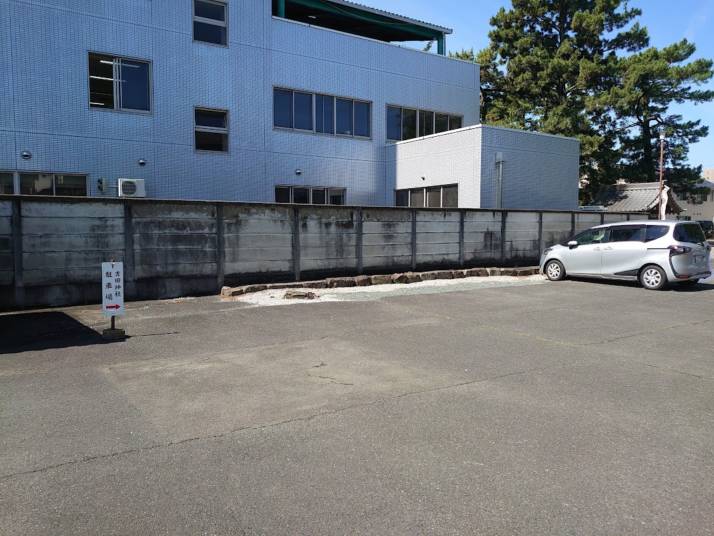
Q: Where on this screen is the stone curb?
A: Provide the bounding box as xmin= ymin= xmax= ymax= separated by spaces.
xmin=220 ymin=266 xmax=540 ymax=298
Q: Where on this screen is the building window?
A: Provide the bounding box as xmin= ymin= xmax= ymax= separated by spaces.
xmin=274 ymin=88 xmax=371 ymax=139
xmin=315 ymin=94 xmax=335 ymax=134
xmin=388 ymin=106 xmax=463 ymax=141
xmin=0 ymin=172 xmax=13 ymax=194
xmin=294 ymin=91 xmax=313 ymax=131
xmin=89 ymin=53 xmax=151 ymax=112
xmin=275 ymin=186 xmax=347 ymax=205
xmin=19 ymin=173 xmax=87 ymax=196
xmin=395 ymin=184 xmax=458 ymax=208
xmin=193 ymin=0 xmax=227 ymax=45
xmin=195 ymin=108 xmax=228 ymax=151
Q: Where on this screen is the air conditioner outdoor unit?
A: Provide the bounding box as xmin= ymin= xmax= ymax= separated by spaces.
xmin=118 ymin=178 xmax=146 ymax=198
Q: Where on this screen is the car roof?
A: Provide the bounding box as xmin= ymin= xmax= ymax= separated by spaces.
xmin=592 ymin=220 xmax=683 ymax=229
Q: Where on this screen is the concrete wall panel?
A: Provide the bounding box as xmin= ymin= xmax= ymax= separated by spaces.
xmin=542 ymin=213 xmax=573 ymax=248
xmin=299 ymin=207 xmax=358 ymax=273
xmin=463 ymin=211 xmax=502 ymax=263
xmin=505 ymin=212 xmax=540 ymax=261
xmin=362 ymin=209 xmax=412 ymax=269
xmin=415 ymin=210 xmax=460 ymax=266
xmin=132 ymin=203 xmax=217 ymax=279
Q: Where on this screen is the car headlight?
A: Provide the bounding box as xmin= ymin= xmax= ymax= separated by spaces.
xmin=543 ymin=247 xmax=554 ymax=254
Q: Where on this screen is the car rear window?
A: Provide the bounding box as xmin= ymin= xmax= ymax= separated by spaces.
xmin=644 ymin=225 xmax=669 ymax=242
xmin=674 ymin=223 xmax=706 ymax=243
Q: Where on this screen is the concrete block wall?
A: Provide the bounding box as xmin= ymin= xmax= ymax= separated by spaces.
xmin=463 ymin=211 xmax=502 ymax=263
xmin=362 ymin=209 xmax=412 ymax=271
xmin=415 ymin=210 xmax=461 ymax=268
xmin=0 ymin=196 xmax=642 ymax=310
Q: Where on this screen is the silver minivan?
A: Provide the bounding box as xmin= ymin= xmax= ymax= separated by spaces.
xmin=540 ymin=221 xmax=712 ymax=290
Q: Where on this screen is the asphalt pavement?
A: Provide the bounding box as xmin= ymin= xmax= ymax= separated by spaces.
xmin=1 ymin=274 xmax=713 ymax=535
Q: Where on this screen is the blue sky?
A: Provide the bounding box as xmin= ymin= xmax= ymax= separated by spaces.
xmin=368 ymin=0 xmax=714 ymax=170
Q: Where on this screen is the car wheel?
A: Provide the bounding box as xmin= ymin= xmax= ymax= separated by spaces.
xmin=639 ymin=265 xmax=667 ymax=291
xmin=545 ymin=260 xmax=566 ymax=281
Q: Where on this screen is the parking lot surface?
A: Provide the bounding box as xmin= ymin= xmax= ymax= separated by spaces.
xmin=1 ymin=275 xmax=713 ymax=535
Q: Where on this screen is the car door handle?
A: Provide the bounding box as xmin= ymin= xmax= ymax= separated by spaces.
xmin=603 ymin=247 xmax=613 ymax=251
xmin=594 ymin=247 xmax=601 ymax=251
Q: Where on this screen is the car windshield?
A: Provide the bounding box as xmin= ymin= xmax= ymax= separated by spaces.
xmin=674 ymin=223 xmax=706 ymax=244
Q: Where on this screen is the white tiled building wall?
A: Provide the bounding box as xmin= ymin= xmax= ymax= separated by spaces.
xmin=0 ymin=0 xmax=480 ymax=205
xmin=388 ymin=126 xmax=580 ymax=210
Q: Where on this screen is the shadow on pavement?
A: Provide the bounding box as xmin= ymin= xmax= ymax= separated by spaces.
xmin=567 ymin=277 xmax=714 ymax=292
xmin=0 ymin=312 xmax=107 ymax=354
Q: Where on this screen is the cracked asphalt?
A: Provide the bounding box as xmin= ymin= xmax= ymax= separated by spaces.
xmin=1 ymin=275 xmax=713 ymax=535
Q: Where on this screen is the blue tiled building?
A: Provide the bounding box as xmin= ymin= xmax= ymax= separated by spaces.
xmin=1 ymin=0 xmax=481 ymax=205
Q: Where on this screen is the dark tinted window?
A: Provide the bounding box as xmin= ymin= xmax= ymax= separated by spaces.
xmin=410 ymin=188 xmax=424 ymax=208
xmin=293 ymin=187 xmax=309 ymax=204
xmin=193 ymin=22 xmax=226 ymax=44
xmin=194 ymin=0 xmax=227 ymax=45
xmin=312 ymin=188 xmax=326 ymax=204
xmin=644 ymin=225 xmax=669 ymax=242
xmin=419 ymin=110 xmax=434 ymax=137
xmin=54 ymin=175 xmax=87 ymax=196
xmin=315 ymin=94 xmax=334 ymax=134
xmin=88 ymin=53 xmax=114 ymax=108
xmin=328 ymin=189 xmax=345 ymax=205
xmin=427 ymin=187 xmax=441 ymax=208
xmin=335 ymin=98 xmax=353 ymax=135
xmin=435 ymin=113 xmax=449 ymax=133
xmin=354 ymin=101 xmax=370 ymax=137
xmin=449 ymin=116 xmax=463 ymax=130
xmin=119 ymin=59 xmax=150 ymax=111
xmin=674 ymin=223 xmax=706 ymax=243
xmin=573 ymin=228 xmax=608 ymax=245
xmin=442 ymin=185 xmax=458 ymax=208
xmin=195 ymin=0 xmax=225 ymax=20
xmin=275 ymin=187 xmax=291 ymax=203
xmin=195 ymin=131 xmax=227 ymax=151
xmin=293 ymin=91 xmax=313 ymax=130
xmin=387 ymin=106 xmax=402 ymax=140
xmin=273 ymin=89 xmax=293 ymax=128
xmin=20 ymin=173 xmax=53 ymax=196
xmin=402 ymin=108 xmax=417 ymax=140
xmin=395 ymin=190 xmax=409 ymax=207
xmin=609 ymin=226 xmax=644 ymax=242
xmin=0 ymin=173 xmax=13 ymax=194
xmin=195 ymin=108 xmax=226 ymax=128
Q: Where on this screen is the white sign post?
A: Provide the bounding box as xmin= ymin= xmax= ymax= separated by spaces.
xmin=101 ymin=261 xmax=125 ymax=339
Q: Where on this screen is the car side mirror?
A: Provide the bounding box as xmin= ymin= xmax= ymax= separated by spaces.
xmin=568 ymin=240 xmax=578 ymax=249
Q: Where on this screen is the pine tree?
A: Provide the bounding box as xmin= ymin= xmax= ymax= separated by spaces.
xmin=606 ymin=40 xmax=714 ymax=194
xmin=481 ymin=0 xmax=648 ymax=199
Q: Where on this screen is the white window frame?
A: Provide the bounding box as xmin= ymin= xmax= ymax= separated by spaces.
xmin=193 ymin=0 xmax=228 ymax=46
xmin=194 ymin=107 xmax=229 ymax=153
xmin=88 ymin=52 xmax=152 ymax=114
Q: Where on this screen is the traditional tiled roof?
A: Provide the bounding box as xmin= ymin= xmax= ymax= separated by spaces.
xmin=592 ymin=182 xmax=682 ymax=213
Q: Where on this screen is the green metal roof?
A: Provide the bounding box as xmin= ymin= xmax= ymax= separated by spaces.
xmin=274 ymin=0 xmax=451 ymax=45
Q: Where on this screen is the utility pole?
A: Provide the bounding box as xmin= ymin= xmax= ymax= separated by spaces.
xmin=658 ymin=126 xmax=666 ymax=220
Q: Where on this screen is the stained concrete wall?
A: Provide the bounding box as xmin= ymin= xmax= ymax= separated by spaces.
xmin=0 ymin=196 xmax=642 ymax=310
